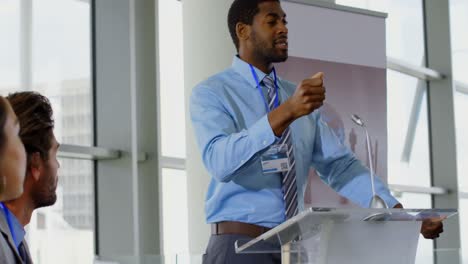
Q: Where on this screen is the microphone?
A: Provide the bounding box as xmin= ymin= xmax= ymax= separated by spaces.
xmin=350 ymin=114 xmax=388 ymax=209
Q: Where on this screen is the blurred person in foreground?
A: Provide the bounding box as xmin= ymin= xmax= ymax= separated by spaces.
xmin=0 ymin=96 xmax=26 ymax=201
xmin=0 ymin=95 xmax=27 ymax=263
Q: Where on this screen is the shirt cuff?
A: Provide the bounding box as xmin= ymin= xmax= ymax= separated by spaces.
xmin=338 ymin=173 xmax=399 ymax=208
xmin=375 ymin=186 xmax=400 ymax=208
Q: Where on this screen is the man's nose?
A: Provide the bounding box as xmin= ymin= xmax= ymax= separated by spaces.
xmin=279 ymin=23 xmax=288 ymax=34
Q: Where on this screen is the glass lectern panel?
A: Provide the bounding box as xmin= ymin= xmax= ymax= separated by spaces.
xmin=235 ymin=208 xmax=457 ymax=254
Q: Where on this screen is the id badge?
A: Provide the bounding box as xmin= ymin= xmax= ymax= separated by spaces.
xmin=260 ymin=144 xmax=290 ymax=174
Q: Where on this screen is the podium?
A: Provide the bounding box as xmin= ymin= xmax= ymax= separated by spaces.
xmin=235 ymin=208 xmax=457 ymax=264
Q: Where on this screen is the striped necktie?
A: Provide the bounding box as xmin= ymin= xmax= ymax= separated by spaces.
xmin=263 ymin=75 xmax=299 ymax=219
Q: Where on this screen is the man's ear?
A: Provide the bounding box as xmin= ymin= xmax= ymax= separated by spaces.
xmin=29 ymin=153 xmax=43 ymax=182
xmin=236 ymin=22 xmax=251 ymax=43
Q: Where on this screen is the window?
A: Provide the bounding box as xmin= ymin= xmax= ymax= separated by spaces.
xmin=161 ymin=168 xmax=189 ymax=262
xmin=159 ymin=0 xmax=186 ymax=159
xmin=158 ymin=0 xmax=189 ymax=261
xmin=0 ymin=0 xmax=95 ymax=263
xmin=0 ymin=0 xmax=20 ymax=91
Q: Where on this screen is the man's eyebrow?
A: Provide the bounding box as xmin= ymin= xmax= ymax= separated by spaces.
xmin=266 ymin=12 xmax=286 ymax=18
xmin=265 ymin=12 xmax=286 ymax=19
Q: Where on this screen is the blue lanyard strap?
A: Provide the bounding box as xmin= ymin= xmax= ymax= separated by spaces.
xmin=0 ymin=203 xmax=19 ymax=248
xmin=249 ymin=64 xmax=280 ymax=113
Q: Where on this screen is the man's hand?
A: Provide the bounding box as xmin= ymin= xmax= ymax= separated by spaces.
xmin=268 ymin=72 xmax=326 ymax=136
xmin=394 ymin=203 xmax=444 ymax=239
xmin=285 ymin=72 xmax=326 ymax=119
xmin=420 ymin=218 xmax=444 ymax=239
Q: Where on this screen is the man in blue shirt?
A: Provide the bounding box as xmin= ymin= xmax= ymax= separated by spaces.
xmin=190 ymin=1 xmax=444 ymax=263
xmin=0 ymin=92 xmax=60 ymax=264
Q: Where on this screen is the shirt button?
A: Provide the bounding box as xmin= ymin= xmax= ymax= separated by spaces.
xmin=263 ymin=140 xmax=267 ymax=145
xmin=241 ymin=159 xmax=245 ymax=163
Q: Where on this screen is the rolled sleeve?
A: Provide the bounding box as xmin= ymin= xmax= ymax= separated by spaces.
xmin=248 ymin=114 xmax=277 ymax=150
xmin=311 ymin=113 xmax=400 ymax=208
xmin=190 ymin=86 xmax=277 ymax=182
xmin=338 ymin=172 xmax=399 ymax=208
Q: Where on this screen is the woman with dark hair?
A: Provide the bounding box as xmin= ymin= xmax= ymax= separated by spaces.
xmin=0 ymin=96 xmax=26 ymax=201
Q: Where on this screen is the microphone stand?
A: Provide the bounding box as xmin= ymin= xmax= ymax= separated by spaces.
xmin=350 ymin=114 xmax=388 ymax=209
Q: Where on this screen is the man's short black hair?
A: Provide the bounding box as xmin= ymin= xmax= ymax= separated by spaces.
xmin=228 ymin=0 xmax=280 ymax=51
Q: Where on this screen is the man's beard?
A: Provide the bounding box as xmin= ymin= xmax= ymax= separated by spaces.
xmin=251 ymin=32 xmax=288 ymax=64
xmin=32 ymin=176 xmax=57 ymax=209
xmin=32 ymin=190 xmax=57 ymax=209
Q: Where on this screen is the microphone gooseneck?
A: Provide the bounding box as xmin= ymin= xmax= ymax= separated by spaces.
xmin=350 ymin=114 xmax=388 ymax=209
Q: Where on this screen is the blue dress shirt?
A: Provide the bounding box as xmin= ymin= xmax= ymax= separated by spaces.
xmin=190 ymin=56 xmax=399 ymax=228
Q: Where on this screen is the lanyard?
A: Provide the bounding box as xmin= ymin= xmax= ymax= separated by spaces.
xmin=0 ymin=203 xmax=19 ymax=248
xmin=249 ymin=64 xmax=279 ymax=113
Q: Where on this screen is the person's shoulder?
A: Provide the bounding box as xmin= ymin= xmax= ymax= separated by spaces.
xmin=192 ymin=68 xmax=239 ymax=98
xmin=194 ymin=68 xmax=238 ymax=90
xmin=0 ymin=232 xmax=15 ymax=262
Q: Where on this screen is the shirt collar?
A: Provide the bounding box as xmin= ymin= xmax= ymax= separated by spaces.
xmin=0 ymin=204 xmax=26 ymax=248
xmin=231 ymin=55 xmax=276 ymax=89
